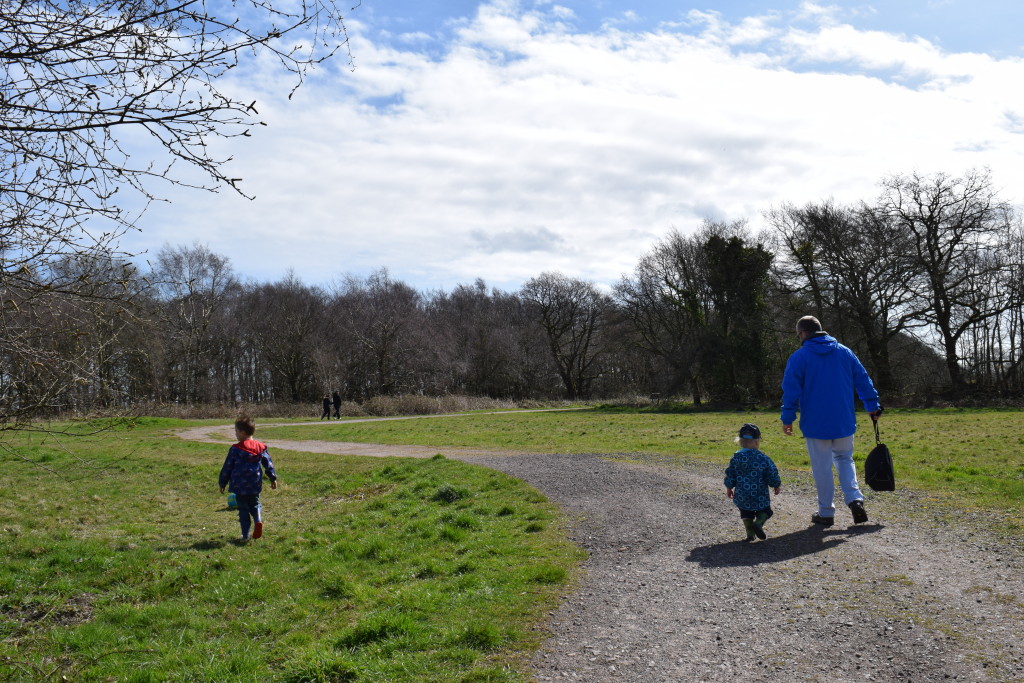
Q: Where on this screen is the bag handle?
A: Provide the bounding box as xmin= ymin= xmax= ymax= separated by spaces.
xmin=873 ymin=419 xmax=881 ymax=446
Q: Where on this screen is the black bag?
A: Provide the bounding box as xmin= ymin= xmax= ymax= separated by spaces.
xmin=864 ymin=421 xmax=895 ymax=492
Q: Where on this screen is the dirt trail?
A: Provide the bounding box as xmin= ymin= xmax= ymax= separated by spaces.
xmin=177 ymin=409 xmax=579 ymax=459
xmin=178 ymin=422 xmax=1024 ymax=682
xmin=177 ymin=422 xmax=507 ymax=459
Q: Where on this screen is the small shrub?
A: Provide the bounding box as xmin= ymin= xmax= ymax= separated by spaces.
xmin=441 ymin=512 xmax=480 ymax=530
xmin=455 ymin=514 xmax=480 ymax=530
xmin=414 ymin=563 xmax=441 ymax=579
xmin=280 ymin=648 xmax=357 ymax=683
xmin=336 ymin=612 xmax=419 ymax=649
xmin=527 ymin=565 xmax=567 ymax=585
xmin=455 ymin=623 xmax=503 ymax=650
xmin=356 ymin=537 xmax=389 ymax=561
xmin=320 ymin=576 xmax=356 ymax=600
xmin=432 ymin=484 xmax=470 ymax=504
xmin=458 ymin=665 xmax=519 ymax=682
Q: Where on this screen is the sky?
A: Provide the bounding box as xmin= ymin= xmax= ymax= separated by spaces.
xmin=124 ymin=0 xmax=1024 ymax=293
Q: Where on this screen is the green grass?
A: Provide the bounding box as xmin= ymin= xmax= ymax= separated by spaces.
xmin=260 ymin=405 xmax=1024 ymax=514
xmin=0 ymin=419 xmax=583 ymax=682
xmin=5 ymin=406 xmax=1021 ymax=680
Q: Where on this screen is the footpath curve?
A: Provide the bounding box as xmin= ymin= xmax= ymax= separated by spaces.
xmin=178 ymin=421 xmax=1024 ymax=682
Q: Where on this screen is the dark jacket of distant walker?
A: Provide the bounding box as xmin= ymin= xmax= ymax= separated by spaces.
xmin=219 ymin=438 xmax=277 ymax=496
xmin=780 ymin=333 xmax=880 ymax=439
xmin=724 ymin=448 xmax=781 ymax=511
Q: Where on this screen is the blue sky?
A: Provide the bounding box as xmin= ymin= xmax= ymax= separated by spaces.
xmin=127 ymin=1 xmax=1024 ymax=292
xmin=366 ymin=1 xmax=1024 ymax=57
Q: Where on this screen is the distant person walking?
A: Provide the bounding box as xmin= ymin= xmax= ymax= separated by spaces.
xmin=781 ymin=316 xmax=882 ymax=527
xmin=332 ymin=390 xmax=341 ymax=419
xmin=320 ymin=394 xmax=331 ymax=420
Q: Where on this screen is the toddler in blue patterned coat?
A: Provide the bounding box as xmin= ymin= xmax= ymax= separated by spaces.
xmin=724 ymin=423 xmax=781 ymax=541
xmin=219 ymin=415 xmax=278 ymax=542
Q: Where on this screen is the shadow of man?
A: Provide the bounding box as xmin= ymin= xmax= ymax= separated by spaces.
xmin=685 ymin=524 xmax=883 ymax=568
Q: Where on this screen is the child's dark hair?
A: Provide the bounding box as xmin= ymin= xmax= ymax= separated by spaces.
xmin=234 ymin=414 xmax=256 ymax=436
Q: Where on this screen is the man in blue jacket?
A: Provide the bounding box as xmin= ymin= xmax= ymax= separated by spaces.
xmin=781 ymin=316 xmax=882 ymax=527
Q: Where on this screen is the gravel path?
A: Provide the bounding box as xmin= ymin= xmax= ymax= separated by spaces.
xmin=470 ymin=453 xmax=1024 ymax=683
xmin=179 ymin=426 xmax=1024 ymax=682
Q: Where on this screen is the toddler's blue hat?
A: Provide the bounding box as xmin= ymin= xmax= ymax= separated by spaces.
xmin=739 ymin=423 xmax=761 ymax=440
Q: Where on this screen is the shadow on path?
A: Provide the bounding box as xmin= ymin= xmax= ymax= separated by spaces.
xmin=686 ymin=523 xmax=884 ymax=568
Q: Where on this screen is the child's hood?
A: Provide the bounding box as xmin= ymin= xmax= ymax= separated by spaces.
xmin=233 ymin=438 xmax=268 ymax=461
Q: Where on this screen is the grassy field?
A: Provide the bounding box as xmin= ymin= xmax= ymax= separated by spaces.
xmin=4 ymin=406 xmax=1022 ymax=681
xmin=0 ymin=418 xmax=583 ymax=682
xmin=261 ymin=405 xmax=1024 ymax=514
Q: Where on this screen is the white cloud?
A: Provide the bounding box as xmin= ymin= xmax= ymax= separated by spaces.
xmin=727 ymin=16 xmax=780 ymax=46
xmin=471 ymin=226 xmax=566 ymax=253
xmin=395 ymin=31 xmax=434 ymax=44
xmin=128 ymin=2 xmax=1024 ymax=292
xmin=550 ymin=5 xmax=574 ymax=20
xmin=794 ymin=2 xmax=844 ymax=24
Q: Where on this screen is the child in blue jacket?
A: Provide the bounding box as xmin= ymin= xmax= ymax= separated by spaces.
xmin=724 ymin=423 xmax=781 ymax=541
xmin=219 ymin=415 xmax=278 ymax=542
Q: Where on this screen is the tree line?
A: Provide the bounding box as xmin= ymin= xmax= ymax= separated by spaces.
xmin=3 ymin=3 xmax=1019 ymax=422
xmin=3 ymin=168 xmax=1023 ymax=423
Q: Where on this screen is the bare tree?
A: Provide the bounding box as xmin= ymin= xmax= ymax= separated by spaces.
xmin=521 ymin=272 xmax=609 ymax=400
xmin=878 ymin=169 xmax=1018 ymax=396
xmin=333 ymin=269 xmax=425 ymax=399
xmin=614 ymin=220 xmax=773 ymax=404
xmin=0 ymin=0 xmax=353 ymax=425
xmin=948 ymin=216 xmax=1024 ymax=395
xmin=1 ymin=252 xmax=141 ymax=425
xmin=766 ymin=200 xmax=924 ymax=392
xmin=148 ymin=243 xmax=239 ymax=403
xmin=427 ymin=279 xmax=544 ymax=399
xmin=248 ymin=272 xmax=325 ymax=402
xmin=614 ymin=228 xmax=710 ymax=402
xmin=997 ymin=220 xmax=1024 ymax=394
xmin=1 ymin=0 xmax=352 ymax=235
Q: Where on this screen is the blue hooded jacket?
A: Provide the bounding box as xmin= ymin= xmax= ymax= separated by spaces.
xmin=724 ymin=448 xmax=781 ymax=512
xmin=780 ymin=333 xmax=880 ymax=439
xmin=219 ymin=438 xmax=277 ymax=496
